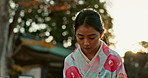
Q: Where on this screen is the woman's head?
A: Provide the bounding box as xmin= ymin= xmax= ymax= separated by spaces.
xmin=74 ymin=8 xmax=104 ymax=34
xmin=74 ymin=8 xmax=104 ymax=55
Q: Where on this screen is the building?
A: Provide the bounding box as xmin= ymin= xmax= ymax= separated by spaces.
xmin=9 ymin=34 xmax=73 ymax=78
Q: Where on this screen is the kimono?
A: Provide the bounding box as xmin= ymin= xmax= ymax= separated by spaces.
xmin=63 ymin=40 xmax=127 ymax=78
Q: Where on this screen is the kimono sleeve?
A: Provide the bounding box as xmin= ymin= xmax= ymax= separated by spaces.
xmin=116 ymin=54 xmax=128 ymax=78
xmin=104 ymin=52 xmax=128 ymax=78
xmin=63 ymin=56 xmax=70 ymax=78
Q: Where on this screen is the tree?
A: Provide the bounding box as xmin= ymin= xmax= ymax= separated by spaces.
xmin=124 ymin=41 xmax=148 ymax=78
xmin=0 ymin=0 xmax=10 ymax=77
xmin=10 ymin=0 xmax=114 ymax=47
xmin=139 ymin=41 xmax=148 ymax=52
xmin=0 ymin=0 xmax=114 ymax=77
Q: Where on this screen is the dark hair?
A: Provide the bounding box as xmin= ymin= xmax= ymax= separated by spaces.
xmin=74 ymin=8 xmax=104 ymax=34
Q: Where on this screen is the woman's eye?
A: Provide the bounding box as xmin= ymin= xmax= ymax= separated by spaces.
xmin=89 ymin=38 xmax=95 ymax=40
xmin=79 ymin=38 xmax=84 ymax=40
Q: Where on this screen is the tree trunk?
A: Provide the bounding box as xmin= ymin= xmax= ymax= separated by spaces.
xmin=0 ymin=0 xmax=9 ymax=77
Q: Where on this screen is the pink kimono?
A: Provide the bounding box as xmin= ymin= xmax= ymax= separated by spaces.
xmin=63 ymin=41 xmax=127 ymax=78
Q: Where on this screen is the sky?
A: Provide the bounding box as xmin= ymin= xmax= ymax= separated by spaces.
xmin=102 ymin=0 xmax=148 ymax=57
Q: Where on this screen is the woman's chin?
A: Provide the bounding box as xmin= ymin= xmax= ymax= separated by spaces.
xmin=82 ymin=48 xmax=92 ymax=53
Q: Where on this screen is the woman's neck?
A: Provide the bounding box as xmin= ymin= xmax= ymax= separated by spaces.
xmin=84 ymin=42 xmax=101 ymax=60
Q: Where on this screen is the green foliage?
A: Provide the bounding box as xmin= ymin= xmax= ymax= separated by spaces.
xmin=139 ymin=41 xmax=148 ymax=48
xmin=10 ymin=0 xmax=114 ymax=48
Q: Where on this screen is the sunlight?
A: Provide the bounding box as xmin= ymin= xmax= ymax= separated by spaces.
xmin=45 ymin=36 xmax=53 ymax=43
xmin=129 ymin=44 xmax=142 ymax=53
xmin=13 ymin=28 xmax=19 ymax=33
xmin=10 ymin=0 xmax=16 ymax=9
xmin=107 ymin=0 xmax=148 ymax=57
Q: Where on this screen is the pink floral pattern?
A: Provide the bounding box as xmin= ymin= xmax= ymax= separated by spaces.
xmin=65 ymin=66 xmax=82 ymax=78
xmin=102 ymin=44 xmax=110 ymax=56
xmin=117 ymin=73 xmax=127 ymax=78
xmin=104 ymin=54 xmax=121 ymax=72
xmin=91 ymin=56 xmax=100 ymax=71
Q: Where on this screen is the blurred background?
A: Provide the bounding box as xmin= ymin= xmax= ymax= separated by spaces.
xmin=0 ymin=0 xmax=147 ymax=78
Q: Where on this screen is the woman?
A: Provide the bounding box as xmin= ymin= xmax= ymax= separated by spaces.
xmin=63 ymin=8 xmax=127 ymax=78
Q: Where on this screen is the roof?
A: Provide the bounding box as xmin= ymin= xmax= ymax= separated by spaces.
xmin=20 ymin=37 xmax=73 ymax=57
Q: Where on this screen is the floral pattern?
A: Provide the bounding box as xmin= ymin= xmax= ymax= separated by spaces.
xmin=104 ymin=54 xmax=121 ymax=72
xmin=102 ymin=44 xmax=110 ymax=56
xmin=117 ymin=73 xmax=127 ymax=78
xmin=65 ymin=66 xmax=82 ymax=78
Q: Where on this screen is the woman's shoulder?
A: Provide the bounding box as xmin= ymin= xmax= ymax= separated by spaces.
xmin=106 ymin=49 xmax=123 ymax=63
xmin=64 ymin=52 xmax=74 ymax=60
xmin=101 ymin=41 xmax=121 ymax=58
xmin=109 ymin=49 xmax=121 ymax=57
xmin=64 ymin=48 xmax=79 ymax=61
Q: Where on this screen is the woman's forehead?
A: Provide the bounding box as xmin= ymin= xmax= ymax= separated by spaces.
xmin=76 ymin=25 xmax=98 ymax=33
xmin=76 ymin=25 xmax=100 ymax=36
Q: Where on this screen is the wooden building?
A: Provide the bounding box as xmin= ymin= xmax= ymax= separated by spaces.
xmin=10 ymin=35 xmax=73 ymax=78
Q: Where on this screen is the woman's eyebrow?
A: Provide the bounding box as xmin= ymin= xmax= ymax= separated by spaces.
xmin=76 ymin=33 xmax=97 ymax=37
xmin=76 ymin=33 xmax=84 ymax=36
xmin=88 ymin=34 xmax=97 ymax=37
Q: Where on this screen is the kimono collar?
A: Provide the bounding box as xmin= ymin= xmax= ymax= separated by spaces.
xmin=78 ymin=40 xmax=103 ymax=64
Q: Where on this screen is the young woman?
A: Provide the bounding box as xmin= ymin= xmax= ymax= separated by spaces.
xmin=63 ymin=8 xmax=127 ymax=78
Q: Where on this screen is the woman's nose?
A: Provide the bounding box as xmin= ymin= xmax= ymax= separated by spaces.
xmin=84 ymin=39 xmax=90 ymax=46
